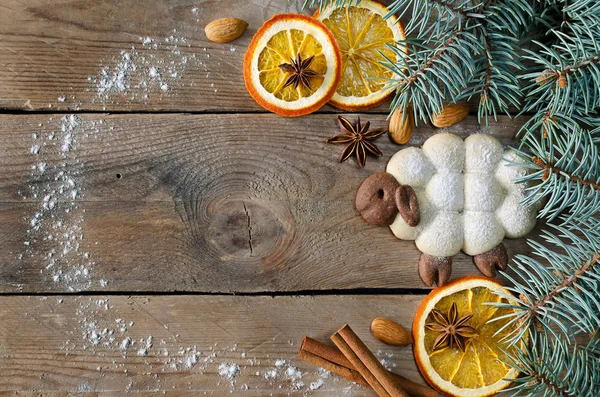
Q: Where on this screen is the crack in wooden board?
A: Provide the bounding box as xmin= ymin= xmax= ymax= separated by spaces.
xmin=0 ymin=113 xmax=536 ymax=293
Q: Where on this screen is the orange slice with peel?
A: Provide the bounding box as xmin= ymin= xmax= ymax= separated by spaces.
xmin=244 ymin=14 xmax=342 ymax=117
xmin=413 ymin=276 xmax=523 ymax=397
xmin=315 ymin=0 xmax=407 ymax=110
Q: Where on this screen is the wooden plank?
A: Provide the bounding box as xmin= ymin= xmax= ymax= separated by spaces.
xmin=0 ymin=0 xmax=523 ymax=115
xmin=0 ymin=113 xmax=535 ymax=293
xmin=0 ymin=294 xmax=430 ymax=395
xmin=0 ymin=0 xmax=396 ymax=113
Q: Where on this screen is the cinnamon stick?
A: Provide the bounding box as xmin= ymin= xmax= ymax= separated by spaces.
xmin=299 ymin=337 xmax=437 ymax=397
xmin=332 ymin=325 xmax=410 ymax=397
xmin=299 ymin=337 xmax=369 ymax=387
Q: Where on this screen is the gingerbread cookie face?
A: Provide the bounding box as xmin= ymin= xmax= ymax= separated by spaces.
xmin=385 ymin=133 xmax=540 ymax=257
xmin=356 ymin=172 xmax=400 ymax=226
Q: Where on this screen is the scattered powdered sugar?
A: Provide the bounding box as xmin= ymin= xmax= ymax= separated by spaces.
xmin=137 ymin=336 xmax=153 ymax=356
xmin=218 ymin=362 xmax=241 ymax=380
xmin=20 ymin=115 xmax=104 ymax=291
xmin=309 ymin=377 xmax=325 ymax=390
xmin=54 ymin=294 xmax=356 ymax=394
xmin=165 ymin=346 xmax=203 ymax=370
xmin=285 ymin=365 xmax=305 ymax=390
xmin=263 ymin=368 xmax=277 ymax=380
xmin=376 ymin=350 xmax=398 ymax=371
xmin=120 ymin=337 xmax=132 ymax=351
xmin=90 ymin=34 xmax=209 ymax=105
xmin=191 ymin=7 xmax=200 ymax=22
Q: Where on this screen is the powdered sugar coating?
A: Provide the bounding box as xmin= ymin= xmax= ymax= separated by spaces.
xmin=496 ymin=192 xmax=539 ymax=238
xmin=386 ymin=147 xmax=434 ymax=187
xmin=415 ymin=212 xmax=463 ymax=257
xmin=426 ymin=171 xmax=464 ymax=211
xmin=495 ymin=149 xmax=529 ymax=190
xmin=464 ymin=134 xmax=503 ymax=172
xmin=386 ymin=133 xmax=538 ymax=257
xmin=464 ymin=173 xmax=503 ymax=212
xmin=422 ymin=133 xmax=465 ymax=171
xmin=462 ymin=211 xmax=504 ymax=255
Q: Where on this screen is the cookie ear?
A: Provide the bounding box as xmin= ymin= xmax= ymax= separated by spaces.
xmin=395 ymin=185 xmax=420 ymax=227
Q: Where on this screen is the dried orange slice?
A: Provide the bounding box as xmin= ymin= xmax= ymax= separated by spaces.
xmin=413 ymin=276 xmax=522 ymax=397
xmin=315 ymin=0 xmax=406 ymax=110
xmin=244 ymin=14 xmax=342 ymax=117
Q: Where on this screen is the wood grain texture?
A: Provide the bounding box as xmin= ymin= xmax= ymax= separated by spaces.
xmin=0 ymin=0 xmax=523 ymax=115
xmin=0 ymin=294 xmax=430 ymax=395
xmin=0 ymin=113 xmax=537 ymax=293
xmin=0 ymin=0 xmax=395 ymax=113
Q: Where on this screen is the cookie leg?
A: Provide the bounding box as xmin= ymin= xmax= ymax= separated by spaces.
xmin=473 ymin=243 xmax=508 ymax=277
xmin=419 ymin=253 xmax=453 ymax=287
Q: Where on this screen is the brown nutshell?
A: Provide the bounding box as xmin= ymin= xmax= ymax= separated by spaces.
xmin=432 ymin=104 xmax=469 ymax=128
xmin=356 ymin=172 xmax=400 ymax=226
xmin=388 ymin=106 xmax=414 ymax=145
xmin=205 ymin=18 xmax=248 ymax=43
xmin=370 ymin=318 xmax=412 ymax=346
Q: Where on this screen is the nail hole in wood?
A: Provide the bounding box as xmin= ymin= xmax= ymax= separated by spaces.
xmin=116 ymin=173 xmax=122 ymax=179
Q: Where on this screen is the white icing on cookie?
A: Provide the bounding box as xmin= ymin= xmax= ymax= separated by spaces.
xmin=386 ymin=133 xmax=538 ymax=257
xmin=386 ymin=147 xmax=434 ymax=188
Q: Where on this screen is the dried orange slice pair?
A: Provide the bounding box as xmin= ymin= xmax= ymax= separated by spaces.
xmin=244 ymin=1 xmax=406 ymax=117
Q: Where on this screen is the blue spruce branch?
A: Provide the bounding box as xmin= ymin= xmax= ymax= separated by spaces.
xmin=513 ymin=121 xmax=600 ymax=222
xmin=495 ymin=217 xmax=600 ymax=342
xmin=504 ymin=332 xmax=600 ymax=396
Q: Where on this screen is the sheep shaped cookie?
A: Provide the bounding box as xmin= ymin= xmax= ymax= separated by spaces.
xmin=356 ymin=133 xmax=539 ymax=286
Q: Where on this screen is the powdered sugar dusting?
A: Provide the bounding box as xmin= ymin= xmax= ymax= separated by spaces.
xmin=90 ymin=34 xmax=209 ymax=106
xmin=48 ymin=295 xmax=356 ymax=394
xmin=218 ymin=362 xmax=241 ymax=380
xmin=20 ymin=115 xmax=104 ymax=291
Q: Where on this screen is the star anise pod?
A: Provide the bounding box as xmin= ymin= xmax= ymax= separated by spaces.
xmin=279 ymin=54 xmax=321 ymax=90
xmin=425 ymin=302 xmax=478 ymax=352
xmin=326 ymin=116 xmax=387 ymax=168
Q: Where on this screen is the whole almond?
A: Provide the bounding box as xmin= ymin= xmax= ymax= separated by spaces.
xmin=371 ymin=317 xmax=412 ymax=346
xmin=388 ymin=105 xmax=414 ymax=145
xmin=205 ymin=18 xmax=248 ymax=43
xmin=432 ymin=104 xmax=469 ymax=128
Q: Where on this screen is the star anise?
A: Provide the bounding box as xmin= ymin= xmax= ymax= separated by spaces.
xmin=279 ymin=54 xmax=321 ymax=90
xmin=326 ymin=116 xmax=387 ymax=168
xmin=425 ymin=303 xmax=478 ymax=352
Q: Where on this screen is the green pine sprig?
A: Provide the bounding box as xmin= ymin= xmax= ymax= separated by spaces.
xmin=504 ymin=332 xmax=600 ymax=396
xmin=493 ymin=216 xmax=600 ymax=343
xmin=521 ymin=30 xmax=600 ymax=120
xmin=303 ymin=0 xmax=600 ymax=393
xmin=512 ymin=121 xmax=600 ymax=223
xmin=306 ymin=0 xmax=532 ymax=124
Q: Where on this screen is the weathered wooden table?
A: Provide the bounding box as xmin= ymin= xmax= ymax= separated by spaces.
xmin=0 ymin=0 xmax=534 ymax=395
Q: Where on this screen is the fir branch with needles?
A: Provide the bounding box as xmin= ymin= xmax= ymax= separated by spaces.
xmin=505 ymin=333 xmax=600 ymax=396
xmin=305 ymin=0 xmax=600 ymax=394
xmin=512 ymin=121 xmax=600 ymax=222
xmin=494 ymin=217 xmax=600 ymax=342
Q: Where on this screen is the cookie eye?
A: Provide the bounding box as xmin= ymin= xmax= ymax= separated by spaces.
xmin=377 ymin=189 xmax=385 ymax=199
